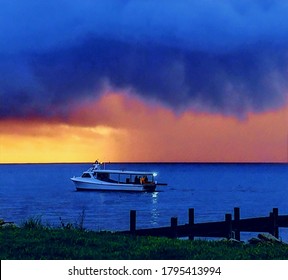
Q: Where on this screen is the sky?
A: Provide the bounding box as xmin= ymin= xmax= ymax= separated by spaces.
xmin=0 ymin=0 xmax=288 ymax=163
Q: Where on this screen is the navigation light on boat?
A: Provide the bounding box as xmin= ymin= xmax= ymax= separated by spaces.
xmin=153 ymin=173 xmax=157 ymax=177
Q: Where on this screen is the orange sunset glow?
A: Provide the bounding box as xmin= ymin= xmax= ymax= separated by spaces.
xmin=1 ymin=92 xmax=287 ymax=163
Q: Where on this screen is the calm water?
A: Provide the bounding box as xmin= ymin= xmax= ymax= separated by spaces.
xmin=1 ymin=163 xmax=288 ymax=240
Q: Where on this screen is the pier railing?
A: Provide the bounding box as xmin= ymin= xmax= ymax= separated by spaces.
xmin=122 ymin=207 xmax=288 ymax=241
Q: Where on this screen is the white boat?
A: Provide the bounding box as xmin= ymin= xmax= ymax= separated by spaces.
xmin=71 ymin=161 xmax=161 ymax=192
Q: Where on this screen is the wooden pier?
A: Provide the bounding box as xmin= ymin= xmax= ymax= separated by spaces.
xmin=123 ymin=208 xmax=288 ymax=241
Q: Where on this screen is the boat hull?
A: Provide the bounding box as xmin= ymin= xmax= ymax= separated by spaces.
xmin=71 ymin=177 xmax=157 ymax=192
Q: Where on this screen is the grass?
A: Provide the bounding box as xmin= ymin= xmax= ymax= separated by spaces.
xmin=1 ymin=220 xmax=288 ymax=259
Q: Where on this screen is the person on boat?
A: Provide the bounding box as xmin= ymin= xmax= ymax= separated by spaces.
xmin=140 ymin=176 xmax=148 ymax=184
xmin=134 ymin=176 xmax=140 ymax=184
xmin=93 ymin=160 xmax=100 ymax=170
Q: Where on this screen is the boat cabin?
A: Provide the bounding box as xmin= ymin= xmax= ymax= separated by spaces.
xmin=81 ymin=170 xmax=156 ymax=185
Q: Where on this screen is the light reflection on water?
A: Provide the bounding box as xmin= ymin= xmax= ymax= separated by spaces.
xmin=150 ymin=192 xmax=159 ymax=226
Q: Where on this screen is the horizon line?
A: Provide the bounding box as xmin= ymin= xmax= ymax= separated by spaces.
xmin=1 ymin=161 xmax=287 ymax=165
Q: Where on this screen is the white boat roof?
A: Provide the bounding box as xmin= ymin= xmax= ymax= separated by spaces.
xmin=86 ymin=169 xmax=156 ymax=175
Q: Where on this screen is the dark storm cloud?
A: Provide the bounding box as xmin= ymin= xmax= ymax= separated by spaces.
xmin=1 ymin=0 xmax=288 ymax=120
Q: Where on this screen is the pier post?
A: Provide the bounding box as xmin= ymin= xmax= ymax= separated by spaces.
xmin=188 ymin=208 xmax=195 ymax=240
xmin=130 ymin=210 xmax=137 ymax=235
xmin=225 ymin=213 xmax=233 ymax=239
xmin=269 ymin=208 xmax=279 ymax=239
xmin=234 ymin=207 xmax=240 ymax=241
xmin=170 ymin=217 xmax=178 ymax=238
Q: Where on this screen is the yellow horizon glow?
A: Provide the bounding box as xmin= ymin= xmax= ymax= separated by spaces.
xmin=0 ymin=121 xmax=127 ymax=163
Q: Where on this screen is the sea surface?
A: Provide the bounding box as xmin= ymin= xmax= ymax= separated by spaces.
xmin=1 ymin=163 xmax=288 ymax=241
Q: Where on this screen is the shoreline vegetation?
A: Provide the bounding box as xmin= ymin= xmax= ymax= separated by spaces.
xmin=1 ymin=218 xmax=288 ymax=260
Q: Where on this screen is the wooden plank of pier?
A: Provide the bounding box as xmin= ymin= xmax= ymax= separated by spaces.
xmin=123 ymin=208 xmax=288 ymax=241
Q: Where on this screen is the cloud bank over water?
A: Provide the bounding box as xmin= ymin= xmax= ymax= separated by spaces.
xmin=1 ymin=0 xmax=288 ymax=120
